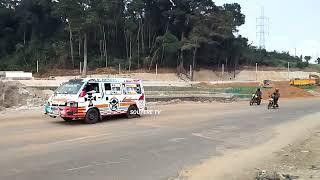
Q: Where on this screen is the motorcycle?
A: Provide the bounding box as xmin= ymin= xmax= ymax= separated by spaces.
xmin=250 ymin=94 xmax=262 ymax=106
xmin=267 ymin=97 xmax=279 ymax=109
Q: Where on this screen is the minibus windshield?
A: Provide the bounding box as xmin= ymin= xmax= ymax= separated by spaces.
xmin=55 ymin=82 xmax=84 ymax=94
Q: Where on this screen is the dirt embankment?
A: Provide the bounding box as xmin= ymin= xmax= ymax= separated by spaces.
xmin=255 ymin=131 xmax=320 ymax=180
xmin=0 ymin=81 xmax=52 ymax=111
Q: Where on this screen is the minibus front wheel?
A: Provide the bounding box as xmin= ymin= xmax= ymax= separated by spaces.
xmin=85 ymin=108 xmax=100 ymax=124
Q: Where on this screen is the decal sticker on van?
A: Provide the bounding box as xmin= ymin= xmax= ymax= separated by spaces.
xmin=110 ymin=97 xmax=119 ymax=111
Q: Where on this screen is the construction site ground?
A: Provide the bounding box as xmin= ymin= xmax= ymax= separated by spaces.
xmin=0 ymin=79 xmax=317 ymax=112
xmin=195 ymin=81 xmax=314 ymax=99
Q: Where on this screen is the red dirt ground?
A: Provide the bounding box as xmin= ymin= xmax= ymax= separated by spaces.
xmin=262 ymin=82 xmax=313 ymax=99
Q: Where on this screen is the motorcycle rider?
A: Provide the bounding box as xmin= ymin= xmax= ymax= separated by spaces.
xmin=255 ymin=88 xmax=262 ymax=100
xmin=271 ymin=88 xmax=280 ymax=107
xmin=250 ymin=88 xmax=262 ymax=105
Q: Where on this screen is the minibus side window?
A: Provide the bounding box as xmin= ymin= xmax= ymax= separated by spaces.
xmin=111 ymin=84 xmax=121 ymax=95
xmin=105 ymin=83 xmax=111 ymax=91
xmin=86 ymin=83 xmax=100 ymax=93
xmin=104 ymin=83 xmax=112 ymax=95
xmin=125 ymin=84 xmax=139 ymax=95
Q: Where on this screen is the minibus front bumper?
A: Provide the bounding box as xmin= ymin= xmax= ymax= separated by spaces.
xmin=44 ymin=105 xmax=84 ymax=119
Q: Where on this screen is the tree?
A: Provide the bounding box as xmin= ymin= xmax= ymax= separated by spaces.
xmin=54 ymin=0 xmax=85 ymax=67
xmin=317 ymin=57 xmax=320 ymax=64
xmin=0 ymin=0 xmax=303 ymax=73
xmin=304 ymin=56 xmax=312 ymax=65
xmin=80 ymin=1 xmax=93 ymax=77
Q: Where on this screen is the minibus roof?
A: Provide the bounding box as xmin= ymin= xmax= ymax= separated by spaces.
xmin=69 ymin=78 xmax=142 ymax=84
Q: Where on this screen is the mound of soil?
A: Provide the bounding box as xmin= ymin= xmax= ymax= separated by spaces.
xmin=0 ymin=81 xmax=53 ymax=110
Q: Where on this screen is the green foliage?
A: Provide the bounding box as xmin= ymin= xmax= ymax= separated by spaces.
xmin=298 ymin=85 xmax=316 ymax=90
xmin=296 ymin=61 xmax=309 ymax=69
xmin=0 ymin=0 xmax=308 ymax=72
xmin=162 ymin=32 xmax=181 ymax=54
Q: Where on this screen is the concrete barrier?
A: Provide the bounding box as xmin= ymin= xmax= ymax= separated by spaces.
xmin=1 ymin=71 xmax=33 ymax=80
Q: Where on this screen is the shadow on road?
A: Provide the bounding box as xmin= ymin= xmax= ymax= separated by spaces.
xmin=49 ymin=114 xmax=131 ymax=126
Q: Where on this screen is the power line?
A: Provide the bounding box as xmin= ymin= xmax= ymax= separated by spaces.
xmin=256 ymin=7 xmax=269 ymax=49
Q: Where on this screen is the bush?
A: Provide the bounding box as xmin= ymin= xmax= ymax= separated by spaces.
xmin=296 ymin=61 xmax=308 ymax=69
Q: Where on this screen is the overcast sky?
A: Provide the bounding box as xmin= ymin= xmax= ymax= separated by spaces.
xmin=215 ymin=0 xmax=320 ymax=61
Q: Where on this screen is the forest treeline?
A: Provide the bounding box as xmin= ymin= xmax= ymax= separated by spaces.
xmin=0 ymin=0 xmax=313 ymax=74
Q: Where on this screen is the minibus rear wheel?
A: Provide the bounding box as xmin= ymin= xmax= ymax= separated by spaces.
xmin=127 ymin=105 xmax=139 ymax=119
xmin=85 ymin=108 xmax=100 ymax=124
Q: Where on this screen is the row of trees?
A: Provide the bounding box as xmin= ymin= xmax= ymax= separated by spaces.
xmin=0 ymin=0 xmax=313 ymax=76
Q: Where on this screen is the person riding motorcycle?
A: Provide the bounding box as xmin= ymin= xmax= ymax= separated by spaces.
xmin=271 ymin=88 xmax=280 ymax=107
xmin=250 ymin=88 xmax=262 ymax=105
xmin=255 ymin=88 xmax=262 ymax=99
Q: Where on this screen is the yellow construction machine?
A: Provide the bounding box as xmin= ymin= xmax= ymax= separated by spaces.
xmin=289 ymin=74 xmax=320 ymax=86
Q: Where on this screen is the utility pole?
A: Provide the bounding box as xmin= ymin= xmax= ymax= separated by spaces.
xmin=80 ymin=62 xmax=82 ymax=74
xmin=256 ymin=7 xmax=269 ymax=49
xmin=37 ymin=60 xmax=39 ymax=73
xmin=222 ymin=64 xmax=225 ymax=81
xmin=256 ymin=63 xmax=258 ymax=82
xmin=155 ymin=64 xmax=158 ymax=80
xmin=190 ymin=65 xmax=192 ymax=80
xmin=288 ymin=62 xmax=290 ymax=80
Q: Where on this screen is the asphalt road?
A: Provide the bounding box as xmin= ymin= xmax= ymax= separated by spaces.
xmin=0 ymin=98 xmax=319 ymax=180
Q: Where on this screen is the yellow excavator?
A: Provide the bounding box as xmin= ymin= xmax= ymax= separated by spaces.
xmin=290 ymin=74 xmax=320 ymax=86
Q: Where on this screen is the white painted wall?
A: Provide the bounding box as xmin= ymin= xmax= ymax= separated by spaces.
xmin=4 ymin=72 xmax=33 ymax=79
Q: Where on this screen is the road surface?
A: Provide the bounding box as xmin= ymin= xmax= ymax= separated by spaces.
xmin=0 ymin=98 xmax=319 ymax=180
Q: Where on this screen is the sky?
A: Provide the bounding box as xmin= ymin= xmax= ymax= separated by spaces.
xmin=215 ymin=0 xmax=320 ymax=62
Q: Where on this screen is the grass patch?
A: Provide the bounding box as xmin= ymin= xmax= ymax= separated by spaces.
xmin=297 ymin=85 xmax=316 ymax=90
xmin=234 ymin=94 xmax=252 ymax=99
xmin=225 ymin=87 xmax=259 ymax=94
